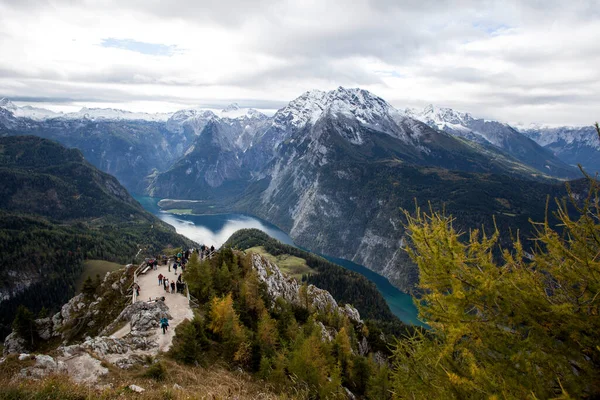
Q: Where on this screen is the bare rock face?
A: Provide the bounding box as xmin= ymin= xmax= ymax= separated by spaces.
xmin=114 ymin=354 xmax=148 ymax=370
xmin=252 ymin=253 xmax=300 ymax=305
xmin=3 ymin=332 xmax=27 ymax=356
xmin=306 ymin=285 xmax=338 ymax=314
xmin=51 ymin=312 xmax=63 ymax=333
xmin=358 ymin=336 xmax=369 ymax=356
xmin=61 ymin=293 xmax=86 ymax=322
xmin=61 ymin=332 xmax=157 ymax=359
xmin=62 ymin=352 xmax=109 ymax=383
xmin=34 ymin=318 xmax=54 ymax=340
xmin=100 ymin=300 xmax=170 ymax=336
xmin=18 ymin=354 xmax=67 ymax=380
xmin=250 ymin=253 xmax=363 ymax=324
xmin=316 ymin=321 xmax=334 ymax=342
xmin=341 ymin=304 xmax=362 ymax=324
xmin=129 ymin=302 xmax=171 ymax=333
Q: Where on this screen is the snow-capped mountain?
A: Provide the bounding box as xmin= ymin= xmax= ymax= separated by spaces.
xmin=0 ymin=98 xmax=60 ymax=120
xmin=61 ymin=107 xmax=172 ymax=122
xmin=272 ymin=87 xmax=414 ymax=140
xmin=407 ymin=104 xmax=578 ymax=178
xmin=0 ymin=98 xmax=172 ymax=122
xmin=520 ymin=124 xmax=600 ymax=150
xmin=165 ymin=104 xmax=267 ymax=135
xmin=220 ymin=103 xmax=268 ymax=121
xmin=518 ymin=124 xmax=600 ymax=174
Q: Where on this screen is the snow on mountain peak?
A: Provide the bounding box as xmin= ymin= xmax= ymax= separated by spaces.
xmin=0 ymin=98 xmax=17 ymax=111
xmin=220 ymin=103 xmax=267 ymax=120
xmin=65 ymin=107 xmax=171 ymax=121
xmin=222 ymin=103 xmax=240 ymax=113
xmin=273 ymin=87 xmax=405 ymax=130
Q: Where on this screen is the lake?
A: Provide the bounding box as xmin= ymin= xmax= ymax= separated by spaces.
xmin=135 ymin=196 xmax=423 ymax=327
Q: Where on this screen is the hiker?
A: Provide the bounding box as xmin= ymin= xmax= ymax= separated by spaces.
xmin=158 ymin=273 xmax=163 ymax=286
xmin=210 ymin=245 xmax=215 ymax=253
xmin=160 ymin=317 xmax=169 ymax=334
xmin=170 ymin=281 xmax=175 ymax=293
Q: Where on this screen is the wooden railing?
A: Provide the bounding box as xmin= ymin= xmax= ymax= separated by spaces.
xmin=131 ymin=261 xmax=147 ymax=304
xmin=186 ymin=284 xmax=200 ymax=309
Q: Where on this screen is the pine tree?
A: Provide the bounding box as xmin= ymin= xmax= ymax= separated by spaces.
xmin=170 ymin=317 xmax=207 ymax=365
xmin=12 ymin=305 xmax=37 ymax=347
xmin=82 ymin=276 xmax=96 ymax=297
xmin=185 ymin=254 xmax=213 ymax=302
xmin=214 ymin=262 xmax=232 ymax=295
xmin=393 ymin=168 xmax=600 ymax=398
xmin=257 ymin=310 xmax=279 ymax=357
xmin=209 ymin=293 xmax=245 ymax=359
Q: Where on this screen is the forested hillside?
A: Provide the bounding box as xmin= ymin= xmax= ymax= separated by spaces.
xmin=0 ymin=136 xmax=195 ymax=337
xmin=224 ymin=228 xmax=396 ymax=322
xmin=174 ymin=248 xmax=409 ymax=399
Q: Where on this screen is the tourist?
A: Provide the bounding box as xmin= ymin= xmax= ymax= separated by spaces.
xmin=170 ymin=281 xmax=175 ymax=293
xmin=160 ymin=317 xmax=169 ymax=334
xmin=158 ymin=273 xmax=163 ymax=286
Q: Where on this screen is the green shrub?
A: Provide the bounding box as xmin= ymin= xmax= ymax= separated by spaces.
xmin=142 ymin=361 xmax=166 ymax=381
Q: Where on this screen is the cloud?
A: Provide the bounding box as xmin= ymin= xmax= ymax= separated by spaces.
xmin=0 ymin=0 xmax=599 ymax=124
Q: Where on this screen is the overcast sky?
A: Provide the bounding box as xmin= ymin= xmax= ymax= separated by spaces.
xmin=0 ymin=0 xmax=599 ymax=125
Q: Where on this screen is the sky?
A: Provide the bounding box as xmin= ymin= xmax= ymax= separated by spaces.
xmin=0 ymin=0 xmax=599 ymax=126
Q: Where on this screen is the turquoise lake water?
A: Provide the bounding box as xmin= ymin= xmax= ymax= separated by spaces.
xmin=135 ymin=196 xmax=423 ymax=327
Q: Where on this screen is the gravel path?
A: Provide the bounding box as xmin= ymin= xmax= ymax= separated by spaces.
xmin=135 ymin=261 xmax=193 ymax=352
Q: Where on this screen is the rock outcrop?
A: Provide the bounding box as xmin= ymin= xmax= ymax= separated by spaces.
xmin=3 ymin=332 xmax=27 ymax=356
xmin=101 ymin=300 xmax=170 ymax=336
xmin=250 ymin=253 xmax=362 ymax=324
xmin=17 ymin=354 xmax=68 ymax=380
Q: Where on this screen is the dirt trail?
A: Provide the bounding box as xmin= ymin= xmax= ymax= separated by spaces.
xmin=134 ymin=261 xmax=193 ymax=352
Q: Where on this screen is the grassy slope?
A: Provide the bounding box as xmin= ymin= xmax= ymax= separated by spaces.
xmin=75 ymin=260 xmax=123 ymax=292
xmin=0 ymin=356 xmax=280 ymax=400
xmin=246 ymin=246 xmax=315 ymax=280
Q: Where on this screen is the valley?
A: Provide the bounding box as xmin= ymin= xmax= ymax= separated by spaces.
xmin=134 ymin=196 xmax=422 ymax=326
xmin=0 ymin=88 xmax=584 ymax=297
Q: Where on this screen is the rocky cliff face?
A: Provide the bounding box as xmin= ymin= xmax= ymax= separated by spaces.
xmin=250 ymin=253 xmax=362 ymax=325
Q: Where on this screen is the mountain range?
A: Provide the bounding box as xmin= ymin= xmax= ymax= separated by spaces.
xmin=0 ymin=88 xmax=594 ymax=293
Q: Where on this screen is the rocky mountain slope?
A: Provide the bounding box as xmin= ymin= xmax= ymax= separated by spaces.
xmin=151 ymin=88 xmax=571 ymax=293
xmin=406 ymin=104 xmax=579 ymax=178
xmin=0 ymin=136 xmax=194 ymax=337
xmin=519 ymin=124 xmax=600 ymax=175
